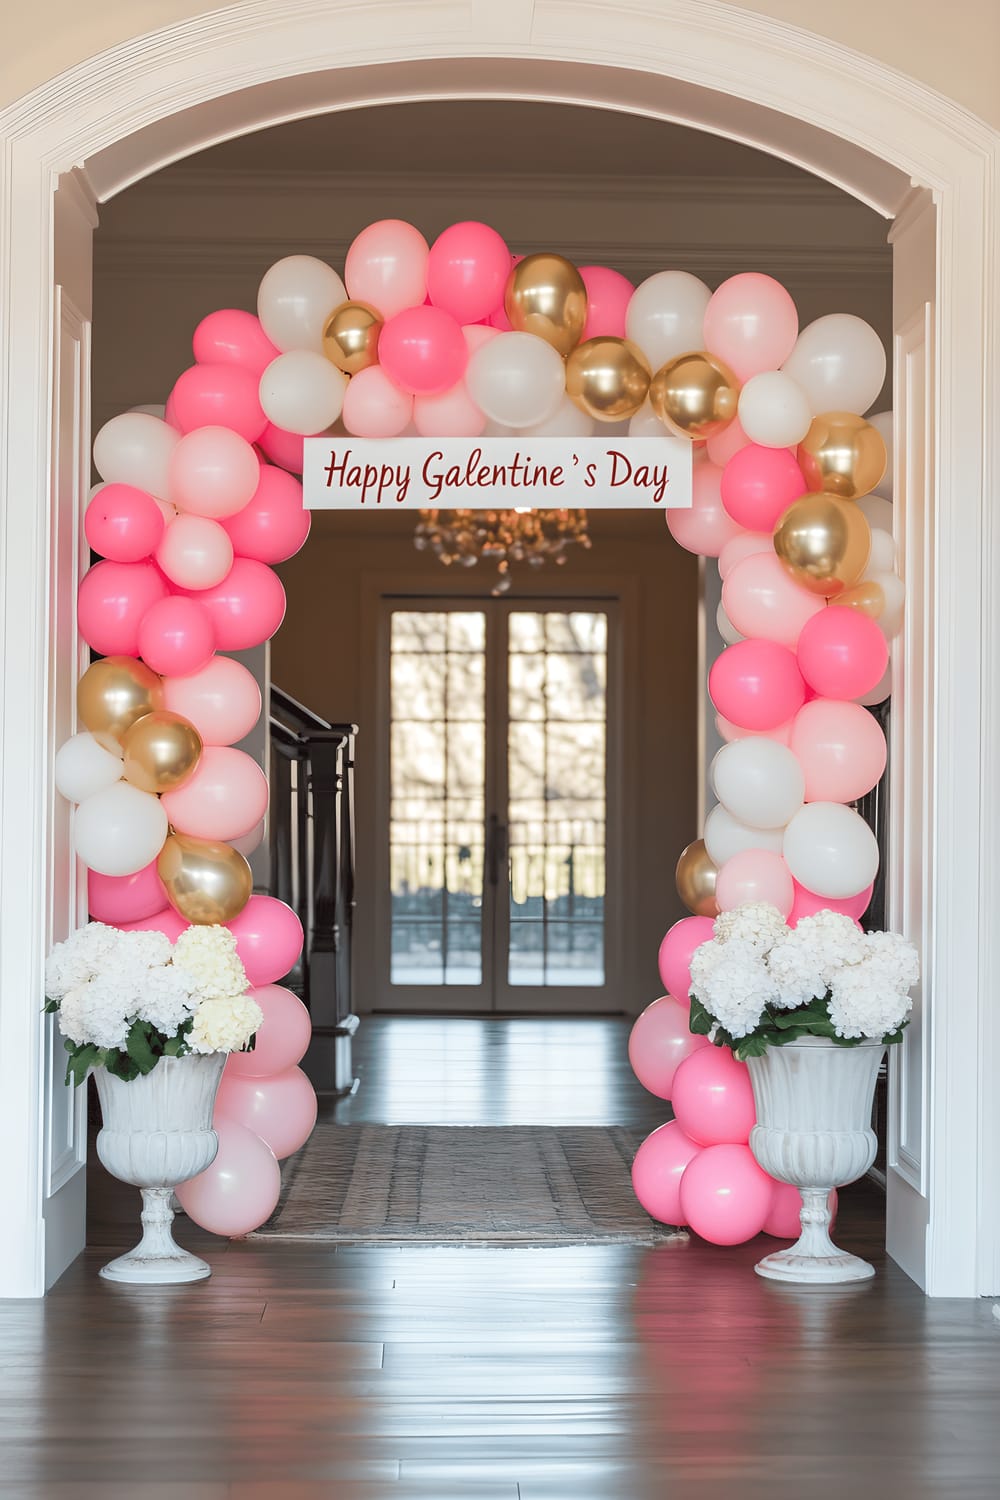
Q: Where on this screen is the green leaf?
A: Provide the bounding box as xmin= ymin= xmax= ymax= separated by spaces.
xmin=43 ymin=999 xmax=60 ymax=1014
xmin=687 ymin=994 xmax=716 ymax=1037
xmin=732 ymin=1033 xmax=773 ymax=1060
xmin=64 ymin=1043 xmax=99 ymax=1088
xmin=163 ymin=1035 xmax=185 ymax=1057
xmin=125 ymin=1020 xmax=159 ymax=1075
xmin=106 ymin=1050 xmax=140 ymax=1082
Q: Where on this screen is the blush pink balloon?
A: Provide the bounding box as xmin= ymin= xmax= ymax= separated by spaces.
xmin=225 ymin=984 xmax=312 ymax=1078
xmin=789 ymin=880 xmax=874 ymax=925
xmin=137 ymin=595 xmax=215 ymax=677
xmin=341 ymin=364 xmax=414 ymax=437
xmin=666 ymin=463 xmax=742 ymax=558
xmin=180 ymin=557 xmax=286 ymax=651
xmin=115 ymin=906 xmax=189 ymax=941
xmin=193 ymin=309 xmax=280 ymax=378
xmin=679 ymin=1143 xmax=773 ymax=1245
xmin=215 ymin=1065 xmax=317 ymax=1161
xmin=718 ymin=531 xmax=772 ymax=580
xmin=85 ymin=483 xmax=165 ymax=562
xmin=702 ymin=273 xmax=799 ymax=383
xmin=720 ymin=445 xmax=808 ymax=531
xmin=722 ymin=550 xmax=825 ymax=649
xmin=426 ymin=221 xmax=511 ymax=324
xmin=671 ymin=1047 xmax=757 ymax=1147
xmin=227 ymin=895 xmax=304 ymax=985
xmin=709 ymin=638 xmax=806 ymax=731
xmin=88 ymin=860 xmax=167 ymax=924
xmin=631 ymin=1121 xmax=702 ymax=1226
xmin=657 ymin=916 xmax=716 ymax=1005
xmin=716 ymin=849 xmax=794 ymax=917
xmin=716 ymin=713 xmax=795 ymax=747
xmin=77 ymin=559 xmax=168 ymax=657
xmin=161 ymin=746 xmax=268 ymax=841
xmin=162 ymin=654 xmax=262 ymax=745
xmin=628 ymin=995 xmax=710 ymax=1100
xmin=169 ymin=426 xmax=261 ymax=519
xmin=413 ymin=380 xmax=485 ymax=437
xmin=175 ymin=1118 xmax=281 ymax=1237
xmin=463 ymin=323 xmax=501 ymax=356
xmin=579 ymin=266 xmax=634 ymax=340
xmin=257 ymin=421 xmax=304 ymax=474
xmin=790 ymin=698 xmax=887 ymax=803
xmin=345 ymin=218 xmax=429 ymax=318
xmin=707 ymin=415 xmax=751 ymax=466
xmin=379 ymin=305 xmax=468 ymax=396
xmin=156 ymin=513 xmax=234 ymax=590
xmin=169 ymin=364 xmax=267 ymax=443
xmin=220 ymin=464 xmax=310 ymax=563
xmin=763 ymin=1182 xmax=838 ymax=1239
xmin=796 ymin=609 xmax=889 ymax=700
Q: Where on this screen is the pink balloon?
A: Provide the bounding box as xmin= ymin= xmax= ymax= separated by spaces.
xmin=115 ymin=906 xmax=189 ymax=941
xmin=718 ymin=531 xmax=772 ymax=580
xmin=162 ymin=654 xmax=262 ymax=745
xmin=672 ymin=1048 xmax=757 ymax=1147
xmin=720 ymin=445 xmax=807 ymax=531
xmin=344 ymin=219 xmax=429 ymax=319
xmin=579 ymin=266 xmax=634 ymax=341
xmin=341 ymin=364 xmax=414 ymax=438
xmin=257 ymin=421 xmax=304 ymax=474
xmin=666 ymin=463 xmax=742 ymax=558
xmin=193 ymin=309 xmax=280 ymax=378
xmin=716 ymin=849 xmax=794 ymax=917
xmin=379 ymin=305 xmax=468 ymax=396
xmin=628 ymin=995 xmax=710 ymax=1100
xmin=707 ymin=416 xmax=751 ymax=466
xmin=790 ymin=697 xmax=887 ymax=803
xmin=709 ymin=638 xmax=806 ymax=731
xmin=215 ymin=1065 xmax=317 ymax=1161
xmin=789 ymin=880 xmax=873 ymax=925
xmin=426 ymin=221 xmax=511 ymax=324
xmin=716 ymin=713 xmax=795 ymax=747
xmin=160 ymin=746 xmax=268 ymax=841
xmin=722 ymin=551 xmax=825 ymax=649
xmin=175 ymin=1117 xmax=281 ymax=1237
xmin=657 ymin=916 xmax=716 ymax=1005
xmin=227 ymin=895 xmax=304 ymax=986
xmin=797 ymin=609 xmax=889 ymax=700
xmin=169 ymin=426 xmax=261 ymax=519
xmin=179 ymin=557 xmax=286 ymax=651
xmin=156 ymin=513 xmax=234 ymax=590
xmin=679 ymin=1143 xmax=772 ymax=1245
xmin=763 ymin=1182 xmax=838 ymax=1239
xmin=489 ymin=255 xmax=524 ymax=330
xmin=631 ymin=1121 xmax=702 ymax=1225
xmin=225 ymin=984 xmax=312 ymax=1078
xmin=703 ymin=273 xmax=799 ymax=383
xmin=85 ymin=483 xmax=165 ymax=562
xmin=137 ymin=595 xmax=215 ymax=677
xmin=220 ymin=465 xmax=310 ymax=564
xmin=77 ymin=559 xmax=168 ymax=657
xmin=413 ymin=379 xmax=485 ymax=437
xmin=169 ymin=364 xmax=267 ymax=444
xmin=88 ymin=860 xmax=167 ymax=924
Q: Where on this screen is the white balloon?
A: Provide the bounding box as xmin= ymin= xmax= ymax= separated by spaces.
xmin=130 ymin=403 xmax=167 ymax=418
xmin=868 ymin=411 xmax=893 ymax=500
xmin=259 ymin=351 xmax=348 ymax=435
xmin=857 ymin=662 xmax=892 ymax=706
xmin=628 ymin=401 xmax=669 ymax=438
xmin=869 ymin=570 xmax=905 ymax=638
xmin=711 ymin=737 xmax=805 ymax=830
xmin=737 ymin=370 xmax=812 ymax=448
xmin=93 ymin=413 xmax=179 ymax=499
xmin=704 ymin=803 xmax=785 ymax=865
xmin=55 ymin=733 xmax=123 ymax=804
xmin=781 ymin=314 xmax=887 ymax=416
xmin=466 ymin=332 xmax=565 ymax=429
xmin=229 ymin=819 xmax=266 ymax=857
xmin=518 ymin=395 xmax=594 ymax=438
xmin=716 ymin=600 xmax=744 ymax=646
xmin=625 ymin=271 xmax=711 ymax=370
xmin=257 ymin=255 xmax=347 ymax=354
xmin=857 ymin=494 xmax=893 ymax=535
xmin=783 ymin=802 xmax=879 ymax=899
xmin=866 ymin=526 xmax=896 ymax=574
xmin=74 ymin=782 xmax=168 ymax=877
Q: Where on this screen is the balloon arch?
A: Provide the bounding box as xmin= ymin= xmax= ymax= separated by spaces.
xmin=62 ymin=218 xmax=898 ymax=1241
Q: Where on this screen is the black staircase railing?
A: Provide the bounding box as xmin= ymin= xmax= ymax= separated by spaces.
xmin=269 ymin=685 xmax=358 ymax=1094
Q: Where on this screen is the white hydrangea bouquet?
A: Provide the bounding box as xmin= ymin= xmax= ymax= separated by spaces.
xmin=688 ymin=903 xmax=919 ymax=1062
xmin=44 ymin=922 xmax=263 ymax=1085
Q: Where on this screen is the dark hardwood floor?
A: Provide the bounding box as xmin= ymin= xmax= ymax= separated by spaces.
xmin=5 ymin=1017 xmax=998 ymax=1499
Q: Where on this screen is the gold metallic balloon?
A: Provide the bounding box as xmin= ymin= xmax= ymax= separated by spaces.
xmin=504 ymin=253 xmax=588 ymax=357
xmin=797 ymin=412 xmax=887 ymax=500
xmin=773 ymin=493 xmax=872 ymax=598
xmin=565 ymin=337 xmax=652 ymax=422
xmin=675 ymin=839 xmax=719 ymax=918
xmin=77 ymin=656 xmax=163 ymax=751
xmin=830 ymin=578 xmax=886 ymax=618
xmin=322 ymin=300 xmax=383 ymax=375
xmin=121 ymin=711 xmax=203 ymax=794
xmin=157 ymin=832 xmax=253 ymax=925
xmin=648 ymin=351 xmax=740 ymax=441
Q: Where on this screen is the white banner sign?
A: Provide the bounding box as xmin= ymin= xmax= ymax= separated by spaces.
xmin=302 ymin=436 xmax=693 ymax=510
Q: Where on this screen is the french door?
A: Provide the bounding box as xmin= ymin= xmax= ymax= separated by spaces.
xmin=376 ymin=598 xmax=619 ymax=1012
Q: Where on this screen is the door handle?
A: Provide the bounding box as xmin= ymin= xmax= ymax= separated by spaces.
xmin=486 ymin=814 xmax=508 ymax=887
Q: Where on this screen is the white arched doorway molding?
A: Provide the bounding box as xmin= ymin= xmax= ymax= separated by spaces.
xmin=1 ymin=0 xmax=997 ymax=1299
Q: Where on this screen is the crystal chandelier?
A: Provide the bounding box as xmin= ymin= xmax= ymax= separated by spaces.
xmin=413 ymin=508 xmax=591 ymax=593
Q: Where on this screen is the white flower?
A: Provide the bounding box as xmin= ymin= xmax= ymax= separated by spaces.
xmin=109 ymin=929 xmax=174 ymax=971
xmin=58 ymin=976 xmax=132 ymax=1051
xmin=690 ymin=937 xmax=779 ymax=1038
xmin=135 ymin=965 xmax=199 ymax=1037
xmin=864 ymin=930 xmax=920 ymax=992
xmin=172 ymin=926 xmax=249 ymax=1001
xmin=712 ymin=902 xmax=789 ymax=955
xmin=187 ymin=992 xmax=264 ymax=1054
xmin=767 ymin=910 xmax=868 ymax=1009
xmin=45 ymin=922 xmax=119 ymax=999
xmin=827 ymin=958 xmax=913 ymax=1040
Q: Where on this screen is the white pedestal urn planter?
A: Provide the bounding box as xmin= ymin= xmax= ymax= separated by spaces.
xmin=745 ymin=1037 xmax=885 ymax=1284
xmin=94 ymin=1053 xmax=226 ymax=1285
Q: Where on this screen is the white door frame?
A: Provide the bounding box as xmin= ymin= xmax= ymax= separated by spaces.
xmin=1 ymin=0 xmax=998 ymax=1296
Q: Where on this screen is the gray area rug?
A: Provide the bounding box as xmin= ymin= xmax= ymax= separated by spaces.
xmin=250 ymin=1123 xmax=681 ymax=1244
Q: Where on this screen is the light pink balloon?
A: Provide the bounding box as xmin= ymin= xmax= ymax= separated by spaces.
xmin=225 ymin=984 xmax=312 ymax=1078
xmin=628 ymin=995 xmax=710 ymax=1100
xmin=169 ymin=426 xmax=261 ymax=519
xmin=716 ymin=713 xmax=795 ymax=747
xmin=709 ymin=638 xmax=806 ymax=731
xmin=631 ymin=1121 xmax=702 ymax=1225
xmin=77 ymin=559 xmax=168 ymax=657
xmin=579 ymin=266 xmax=634 ymax=340
xmin=156 ymin=513 xmax=234 ymax=590
xmin=257 ymin=421 xmax=304 ymax=474
xmin=426 ymin=221 xmax=511 ymax=324
xmin=797 ymin=610 xmax=889 ymax=700
xmin=115 ymin=906 xmax=189 ymax=941
xmin=657 ymin=916 xmax=716 ymax=1005
xmin=193 ymin=309 xmax=280 ymax=378
xmin=342 ymin=365 xmax=414 ymax=437
xmin=707 ymin=416 xmax=751 ymax=467
xmin=161 ymin=746 xmax=268 ymax=841
xmin=672 ymin=1047 xmax=757 ymax=1147
xmin=169 ymin=364 xmax=267 ymax=443
xmin=344 ymin=219 xmax=429 ymax=319
xmin=379 ymin=305 xmax=468 ymax=396
xmin=179 ymin=557 xmax=286 ymax=651
xmin=666 ymin=462 xmax=743 ymax=558
xmin=790 ymin=698 xmax=887 ymax=803
xmin=137 ymin=595 xmax=215 ymax=677
xmin=221 ymin=464 xmax=310 ymax=563
xmin=175 ymin=1118 xmax=281 ymax=1237
xmin=702 ymin=273 xmax=799 ymax=383
xmin=88 ymin=860 xmax=167 ymax=924
xmin=716 ymin=849 xmax=794 ymax=917
xmin=413 ymin=379 xmax=485 ymax=437
xmin=763 ymin=1182 xmax=838 ymax=1239
xmin=85 ymin=483 xmax=165 ymax=562
xmin=718 ymin=531 xmax=772 ymax=580
xmin=227 ymin=895 xmax=304 ymax=986
xmin=678 ymin=1142 xmax=772 ymax=1245
xmin=722 ymin=551 xmax=825 ymax=649
xmin=162 ymin=654 xmax=262 ymax=745
xmin=789 ymin=880 xmax=873 ymax=925
xmin=216 ymin=1065 xmax=317 ymax=1161
xmin=720 ymin=445 xmax=807 ymax=531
